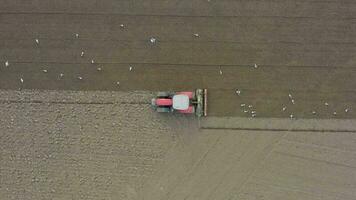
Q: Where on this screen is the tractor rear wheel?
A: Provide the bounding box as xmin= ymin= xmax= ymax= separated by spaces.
xmin=157 ymin=92 xmax=171 ymax=98
xmin=156 ymin=107 xmax=171 ymax=113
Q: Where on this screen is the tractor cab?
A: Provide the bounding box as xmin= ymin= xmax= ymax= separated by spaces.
xmin=172 ymin=95 xmax=189 ymax=110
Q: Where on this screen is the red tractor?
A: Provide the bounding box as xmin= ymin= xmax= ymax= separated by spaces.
xmin=151 ymin=89 xmax=207 ymax=117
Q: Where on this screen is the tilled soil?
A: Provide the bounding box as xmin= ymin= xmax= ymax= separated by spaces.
xmin=0 ymin=89 xmax=194 ymax=200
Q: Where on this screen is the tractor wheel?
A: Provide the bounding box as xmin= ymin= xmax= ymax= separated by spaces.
xmin=156 ymin=107 xmax=171 ymax=113
xmin=157 ymin=92 xmax=171 ymax=98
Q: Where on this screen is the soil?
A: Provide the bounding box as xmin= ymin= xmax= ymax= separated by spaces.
xmin=1 ymin=1 xmax=356 ymax=199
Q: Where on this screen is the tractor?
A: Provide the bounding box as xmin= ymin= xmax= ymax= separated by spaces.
xmin=151 ymin=89 xmax=207 ymax=117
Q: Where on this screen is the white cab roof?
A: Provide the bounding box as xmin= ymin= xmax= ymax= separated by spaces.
xmin=172 ymin=95 xmax=189 ymax=110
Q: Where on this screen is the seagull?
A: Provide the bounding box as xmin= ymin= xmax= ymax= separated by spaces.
xmin=324 ymin=102 xmax=329 ymax=106
xmin=290 ymin=114 xmax=294 ymax=119
xmin=91 ymin=59 xmax=95 ymax=64
xmin=288 ymin=94 xmax=293 ymax=99
xmin=35 ymin=39 xmax=39 ymax=45
xmin=59 ymin=73 xmax=64 ymax=78
xmin=251 ymin=114 xmax=256 ymax=118
xmin=97 ymin=67 xmax=102 ymax=71
xmin=333 ymin=111 xmax=337 ymax=116
xmin=193 ymin=33 xmax=200 ymax=37
xmin=78 ymin=76 xmax=83 ymax=80
xmin=120 ymin=24 xmax=125 ymax=28
xmin=243 ymin=110 xmax=249 ymax=113
xmin=291 ymin=99 xmax=295 ymax=104
xmin=150 ymin=37 xmax=156 ymax=44
xmin=312 ymin=111 xmax=316 ymax=115
xmin=254 ymin=63 xmax=258 ymax=69
xmin=219 ymin=68 xmax=223 ymax=75
xmin=282 ymin=106 xmax=287 ymax=111
xmin=75 ymin=33 xmax=79 ymax=38
xmin=81 ymin=51 xmax=85 ymax=57
xmin=248 ymin=105 xmax=253 ymax=108
xmin=20 ymin=78 xmax=24 ymax=83
xmin=251 ymin=110 xmax=256 ymax=114
xmin=129 ymin=66 xmax=133 ymax=71
xmin=345 ymin=108 xmax=350 ymax=113
xmin=235 ymin=90 xmax=241 ymax=95
xmin=116 ymin=81 xmax=120 ymax=85
xmin=5 ymin=60 xmax=9 ymax=67
xmin=240 ymin=103 xmax=246 ymax=107
xmin=42 ymin=69 xmax=48 ymax=73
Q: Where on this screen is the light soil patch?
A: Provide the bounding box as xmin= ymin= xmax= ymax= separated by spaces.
xmin=0 ymin=89 xmax=191 ymax=200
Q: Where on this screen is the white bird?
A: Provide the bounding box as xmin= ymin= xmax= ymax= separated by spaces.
xmin=42 ymin=69 xmax=48 ymax=73
xmin=243 ymin=110 xmax=248 ymax=113
xmin=97 ymin=67 xmax=102 ymax=71
xmin=251 ymin=110 xmax=256 ymax=114
xmin=248 ymin=105 xmax=253 ymax=108
xmin=282 ymin=106 xmax=287 ymax=111
xmin=345 ymin=108 xmax=350 ymax=113
xmin=251 ymin=114 xmax=256 ymax=118
xmin=20 ymin=78 xmax=24 ymax=83
xmin=240 ymin=103 xmax=246 ymax=107
xmin=193 ymin=33 xmax=200 ymax=37
xmin=75 ymin=33 xmax=79 ymax=38
xmin=116 ymin=81 xmax=120 ymax=85
xmin=288 ymin=94 xmax=293 ymax=99
xmin=219 ymin=68 xmax=223 ymax=75
xmin=150 ymin=37 xmax=156 ymax=44
xmin=120 ymin=24 xmax=125 ymax=28
xmin=91 ymin=59 xmax=95 ymax=64
xmin=324 ymin=102 xmax=329 ymax=106
xmin=290 ymin=114 xmax=294 ymax=119
xmin=81 ymin=51 xmax=85 ymax=57
xmin=254 ymin=63 xmax=258 ymax=69
xmin=236 ymin=90 xmax=241 ymax=95
xmin=78 ymin=76 xmax=83 ymax=80
xmin=35 ymin=39 xmax=39 ymax=44
xmin=291 ymin=99 xmax=295 ymax=104
xmin=59 ymin=73 xmax=64 ymax=78
xmin=333 ymin=111 xmax=337 ymax=116
xmin=312 ymin=111 xmax=316 ymax=115
xmin=129 ymin=66 xmax=133 ymax=71
xmin=5 ymin=60 xmax=9 ymax=67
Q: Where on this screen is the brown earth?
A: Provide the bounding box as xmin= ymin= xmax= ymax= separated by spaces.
xmin=1 ymin=0 xmax=356 ymax=200
xmin=1 ymin=0 xmax=356 ymax=118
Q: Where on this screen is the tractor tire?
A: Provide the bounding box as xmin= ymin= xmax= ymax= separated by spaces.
xmin=156 ymin=107 xmax=171 ymax=113
xmin=157 ymin=92 xmax=171 ymax=98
